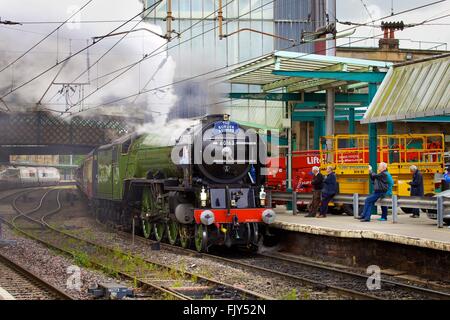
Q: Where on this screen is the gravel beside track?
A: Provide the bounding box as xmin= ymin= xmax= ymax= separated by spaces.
xmin=5 ymin=187 xmax=447 ymax=300
xmin=2 ymin=188 xmax=268 ymax=300
xmin=0 ymin=251 xmax=72 ymax=300
xmin=0 ymin=188 xmax=134 ymax=300
xmin=58 ymin=191 xmax=450 ymax=300
xmin=50 ymin=192 xmax=358 ymax=300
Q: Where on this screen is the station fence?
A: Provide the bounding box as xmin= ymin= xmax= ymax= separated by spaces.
xmin=270 ymin=191 xmax=447 ymax=228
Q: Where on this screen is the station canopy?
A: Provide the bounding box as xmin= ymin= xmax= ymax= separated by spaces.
xmin=218 ymin=51 xmax=391 ymax=129
xmin=222 ymin=51 xmax=391 ymax=93
xmin=362 ymin=53 xmax=450 ymax=123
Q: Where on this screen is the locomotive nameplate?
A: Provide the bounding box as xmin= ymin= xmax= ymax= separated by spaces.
xmin=212 ymin=121 xmax=240 ymax=135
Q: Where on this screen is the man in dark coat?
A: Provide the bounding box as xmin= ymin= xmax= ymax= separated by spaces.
xmin=318 ymin=166 xmax=337 ymax=218
xmin=408 ymin=165 xmax=424 ymax=218
xmin=305 ymin=166 xmax=323 ymax=217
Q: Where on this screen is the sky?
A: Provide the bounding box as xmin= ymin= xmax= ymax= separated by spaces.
xmin=0 ymin=0 xmax=177 ymax=122
xmin=336 ymin=0 xmax=450 ymax=50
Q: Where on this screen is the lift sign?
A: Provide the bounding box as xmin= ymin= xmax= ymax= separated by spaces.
xmin=213 ymin=121 xmax=239 ymax=135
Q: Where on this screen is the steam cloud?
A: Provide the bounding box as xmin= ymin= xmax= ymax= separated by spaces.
xmin=0 ymin=0 xmax=177 ymax=123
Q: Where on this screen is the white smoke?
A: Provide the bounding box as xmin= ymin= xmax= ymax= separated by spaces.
xmin=137 ymin=117 xmax=199 ymax=146
xmin=0 ymin=0 xmax=177 ymax=121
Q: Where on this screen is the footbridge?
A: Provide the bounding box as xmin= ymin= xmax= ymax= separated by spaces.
xmin=0 ymin=111 xmax=141 ymax=161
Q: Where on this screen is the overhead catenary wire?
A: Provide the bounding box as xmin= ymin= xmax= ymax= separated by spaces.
xmin=6 ymin=0 xmax=448 ymax=115
xmin=0 ymin=1 xmax=161 ymax=100
xmin=37 ymin=0 xmax=163 ymax=106
xmin=69 ymin=0 xmax=163 ymax=86
xmin=359 ymin=0 xmax=376 ymax=46
xmin=74 ymin=11 xmax=450 ymax=117
xmin=337 ymin=0 xmax=447 ymax=27
xmin=339 ymin=12 xmax=450 ymax=28
xmin=69 ymin=0 xmax=447 ymax=116
xmin=0 ymin=0 xmax=94 ymax=75
xmin=79 ymin=0 xmax=447 ymax=95
xmin=67 ymin=0 xmax=275 ymax=111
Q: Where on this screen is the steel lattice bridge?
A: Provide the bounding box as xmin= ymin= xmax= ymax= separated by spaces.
xmin=0 ymin=111 xmax=140 ymax=159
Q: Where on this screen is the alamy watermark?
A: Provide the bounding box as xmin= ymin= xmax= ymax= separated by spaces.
xmin=66 ymin=265 xmax=81 ymax=291
xmin=366 ymin=265 xmax=381 ymax=290
xmin=170 ymin=124 xmax=280 ymax=176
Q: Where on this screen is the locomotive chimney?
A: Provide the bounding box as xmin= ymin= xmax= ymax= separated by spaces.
xmin=202 ymin=114 xmax=230 ymax=123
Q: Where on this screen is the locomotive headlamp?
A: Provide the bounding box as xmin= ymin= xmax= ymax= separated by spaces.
xmin=259 ymin=186 xmax=266 ymax=206
xmin=200 ymin=186 xmax=208 ymax=207
xmin=262 ymin=209 xmax=276 ymax=224
xmin=200 ymin=210 xmax=215 ymax=225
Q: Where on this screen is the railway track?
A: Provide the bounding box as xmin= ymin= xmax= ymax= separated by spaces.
xmin=0 ymin=251 xmax=73 ymax=300
xmin=9 ymin=187 xmax=448 ymax=300
xmin=103 ymin=223 xmax=450 ymax=300
xmin=0 ymin=187 xmax=269 ymax=300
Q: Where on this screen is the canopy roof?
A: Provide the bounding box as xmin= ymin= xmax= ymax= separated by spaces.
xmin=223 ymin=51 xmax=391 ymax=92
xmin=362 ymin=54 xmax=450 ymax=124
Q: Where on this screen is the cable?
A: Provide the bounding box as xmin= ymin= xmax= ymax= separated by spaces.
xmin=56 ymin=1 xmax=163 ymax=98
xmin=338 ymin=12 xmax=450 ymax=28
xmin=6 ymin=0 xmax=446 ymax=113
xmin=359 ymin=0 xmax=376 ymax=46
xmin=0 ymin=2 xmax=160 ymax=100
xmin=74 ymin=0 xmax=439 ymax=113
xmin=360 ymin=0 xmax=374 ymax=22
xmin=83 ymin=0 xmax=446 ymax=93
xmin=79 ymin=8 xmax=450 ymax=116
xmin=69 ymin=0 xmax=274 ymax=110
xmin=337 ymin=0 xmax=446 ymax=30
xmin=0 ymin=0 xmax=93 ymax=75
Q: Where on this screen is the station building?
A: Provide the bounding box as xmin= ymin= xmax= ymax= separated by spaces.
xmin=142 ymin=0 xmax=330 ymax=121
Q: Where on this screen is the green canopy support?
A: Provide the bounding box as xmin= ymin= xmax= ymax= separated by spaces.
xmin=387 ymin=121 xmax=394 ymax=162
xmin=368 ymin=83 xmax=378 ymax=194
xmin=349 ymin=108 xmax=356 ymax=148
xmin=349 ymin=108 xmax=356 ymax=134
xmin=313 ymin=118 xmax=324 ymax=150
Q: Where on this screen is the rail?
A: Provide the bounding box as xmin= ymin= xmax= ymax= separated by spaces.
xmin=270 ymin=191 xmax=447 ymax=228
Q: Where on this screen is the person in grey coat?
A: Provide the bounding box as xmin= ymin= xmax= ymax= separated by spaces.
xmin=408 ymin=165 xmax=424 ymax=218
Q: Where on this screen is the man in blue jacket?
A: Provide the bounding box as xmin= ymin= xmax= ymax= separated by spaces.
xmin=443 ymin=167 xmax=450 ymax=183
xmin=318 ymin=166 xmax=337 ymax=218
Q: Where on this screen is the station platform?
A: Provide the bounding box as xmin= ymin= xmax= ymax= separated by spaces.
xmin=0 ymin=287 xmax=15 ymax=300
xmin=272 ymin=207 xmax=450 ymax=252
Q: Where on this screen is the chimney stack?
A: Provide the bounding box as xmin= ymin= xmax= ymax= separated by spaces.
xmin=379 ymin=21 xmax=404 ymax=50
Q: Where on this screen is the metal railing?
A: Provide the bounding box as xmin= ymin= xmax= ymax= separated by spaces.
xmin=271 ymin=191 xmax=447 ymax=228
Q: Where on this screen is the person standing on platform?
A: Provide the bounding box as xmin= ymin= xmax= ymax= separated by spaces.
xmin=408 ymin=165 xmax=424 ymax=218
xmin=360 ymin=162 xmax=389 ymax=222
xmin=378 ymin=168 xmax=394 ymax=221
xmin=318 ymin=166 xmax=337 ymax=218
xmin=305 ymin=166 xmax=323 ymax=217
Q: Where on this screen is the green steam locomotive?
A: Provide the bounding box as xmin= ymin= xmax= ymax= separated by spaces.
xmin=76 ymin=114 xmax=276 ymax=252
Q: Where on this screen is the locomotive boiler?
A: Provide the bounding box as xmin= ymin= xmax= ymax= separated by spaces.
xmin=77 ymin=114 xmax=275 ymax=252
